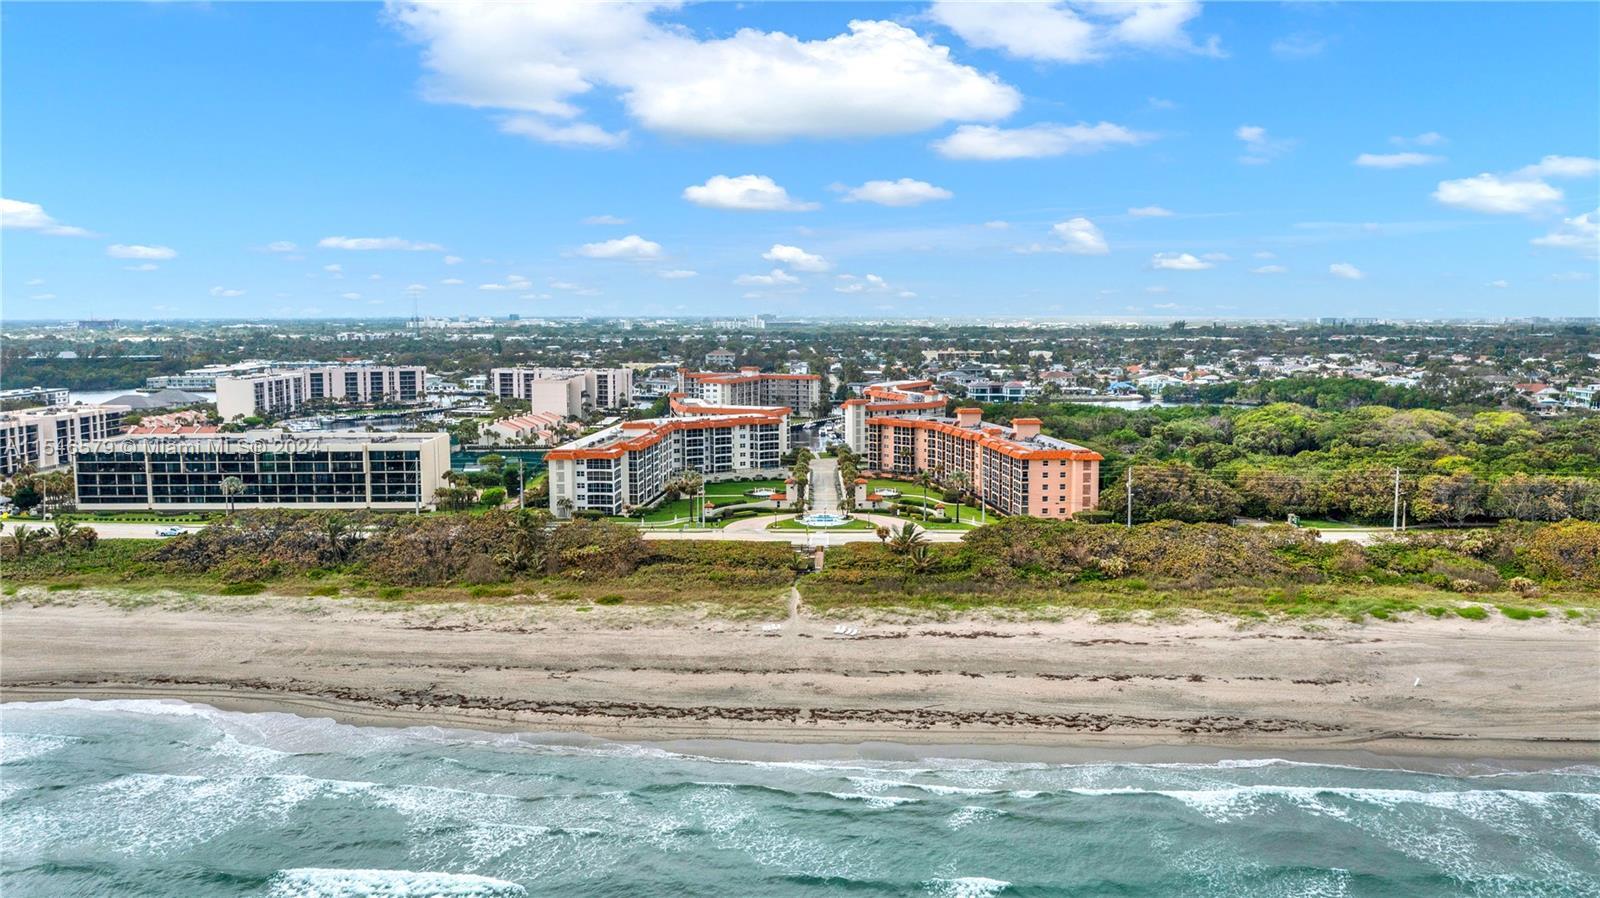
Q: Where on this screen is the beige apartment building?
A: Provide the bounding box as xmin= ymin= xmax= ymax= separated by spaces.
xmin=215 ymin=365 xmax=426 ymax=421
xmin=676 ymin=367 xmax=823 ymax=418
xmin=0 ymin=404 xmax=129 ymax=475
xmin=489 ymin=367 xmax=633 ymax=414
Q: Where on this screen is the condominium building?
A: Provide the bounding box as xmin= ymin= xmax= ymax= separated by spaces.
xmin=0 ymin=386 xmax=71 ymax=409
xmin=676 ymin=367 xmax=823 ymax=418
xmin=965 ymin=380 xmax=1041 ymax=403
xmin=146 ymin=361 xmax=273 ymax=391
xmin=73 ymin=430 xmax=450 ymax=511
xmin=858 ymin=407 xmax=1101 ymax=519
xmin=489 ymin=367 xmax=633 ymax=414
xmin=0 ymin=404 xmax=128 ymax=475
xmin=215 ymin=365 xmax=426 ymax=421
xmin=841 ymin=379 xmax=948 ymax=455
xmin=546 ymin=411 xmax=789 ymax=516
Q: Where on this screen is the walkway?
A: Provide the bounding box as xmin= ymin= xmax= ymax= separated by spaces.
xmin=807 ymin=456 xmax=841 ymax=515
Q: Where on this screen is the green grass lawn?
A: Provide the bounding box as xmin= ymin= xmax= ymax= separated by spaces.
xmin=857 ymin=478 xmax=986 ymax=526
xmin=766 ymin=516 xmax=875 ymax=531
xmin=633 ymin=479 xmax=786 ymax=523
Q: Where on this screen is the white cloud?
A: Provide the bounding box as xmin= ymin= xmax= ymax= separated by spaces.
xmin=1433 ymin=156 xmax=1597 ymax=216
xmin=762 ymin=243 xmax=831 ymax=272
xmin=1354 ymin=152 xmax=1444 ymax=168
xmin=1145 ymin=286 xmax=1170 ymax=294
xmin=1051 ymin=217 xmax=1110 ymax=255
xmin=1329 ymin=262 xmax=1365 ymax=280
xmin=406 ymin=283 xmax=428 ymax=293
xmin=323 ymin=263 xmax=344 ymax=275
xmin=1151 ymin=252 xmax=1212 ymax=270
xmin=388 ymin=5 xmax=1019 ymax=144
xmin=1531 ymin=209 xmax=1599 ymax=259
xmin=834 ymin=273 xmax=896 ymax=294
xmin=264 ymin=240 xmax=299 ymax=253
xmin=839 ymin=178 xmax=952 ymax=207
xmin=734 ymin=269 xmax=800 ymax=286
xmin=340 ymin=292 xmax=363 ymax=300
xmin=443 ymin=255 xmax=463 ymax=265
xmin=1514 ymin=155 xmax=1600 ymax=180
xmin=577 ymin=234 xmax=664 ymax=260
xmin=209 ymin=286 xmax=245 ymax=298
xmin=1392 ymin=132 xmax=1447 ymax=147
xmin=1487 ymin=279 xmax=1509 ymax=288
xmin=658 ymin=269 xmax=698 ymax=279
xmin=440 ymin=277 xmax=466 ymax=285
xmin=1128 ymin=205 xmax=1174 ymax=218
xmin=26 ymin=278 xmax=44 ymax=286
xmin=124 ymin=263 xmax=159 ymax=272
xmin=1253 ymin=251 xmax=1277 ymax=259
xmin=683 ymin=174 xmax=818 ymax=212
xmin=929 ymin=1 xmax=1222 ymax=64
xmin=1432 ymin=173 xmax=1563 ymax=215
xmin=933 ymin=121 xmax=1150 ymax=160
xmin=369 ymin=273 xmax=384 ymax=281
xmin=1236 ymin=125 xmax=1294 ymax=165
xmin=1270 ymin=32 xmax=1327 ymax=59
xmin=983 ymin=220 xmax=1011 ymax=229
xmin=1550 ymin=271 xmax=1593 ymax=282
xmin=0 ymin=198 xmax=92 ymax=236
xmin=31 ymin=293 xmax=57 ymax=301
xmin=318 ymin=236 xmax=445 ymax=251
xmin=1251 ymin=265 xmax=1287 ymax=274
xmin=583 ymin=214 xmax=628 ymax=225
xmin=499 ymin=115 xmax=627 ymax=148
xmin=107 ymin=243 xmax=178 ymax=260
xmin=1201 ymin=252 xmax=1232 ymax=262
xmin=478 ymin=283 xmax=510 ymax=291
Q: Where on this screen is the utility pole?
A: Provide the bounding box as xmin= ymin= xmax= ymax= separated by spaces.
xmin=1392 ymin=467 xmax=1401 ymax=531
xmin=1126 ymin=466 xmax=1134 ymax=527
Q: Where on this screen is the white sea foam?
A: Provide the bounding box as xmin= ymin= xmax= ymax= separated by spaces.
xmin=847 ymin=776 xmax=997 ymax=796
xmin=945 ymin=805 xmax=1005 ymax=831
xmin=826 ymin=791 xmax=920 ymax=807
xmin=266 ymin=868 xmax=526 ymax=898
xmin=0 ymin=732 xmax=84 ymax=764
xmin=924 ymin=876 xmax=1011 ymax=897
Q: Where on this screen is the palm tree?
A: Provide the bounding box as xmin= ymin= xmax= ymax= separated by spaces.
xmin=49 ymin=519 xmax=81 ymax=551
xmin=916 ymin=470 xmax=935 ymax=520
xmin=557 ymin=496 xmax=575 ymax=519
xmin=220 ymin=476 xmax=246 ymax=515
xmin=886 ymin=521 xmax=928 ymax=556
xmin=946 ymin=469 xmax=971 ymax=524
xmin=5 ymin=525 xmax=45 ymax=560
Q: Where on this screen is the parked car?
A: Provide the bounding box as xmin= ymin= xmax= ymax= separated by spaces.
xmin=155 ymin=526 xmax=188 ymax=537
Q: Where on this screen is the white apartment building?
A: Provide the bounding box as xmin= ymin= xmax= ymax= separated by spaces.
xmin=546 ymin=411 xmax=789 ymax=516
xmin=676 ymin=367 xmax=824 ymax=418
xmin=146 ymin=361 xmax=273 ymax=391
xmin=1 ymin=404 xmax=129 ymax=475
xmin=74 ymin=430 xmax=451 ymax=511
xmin=0 ymin=386 xmax=71 ymax=408
xmin=215 ymin=365 xmax=426 ymax=421
xmin=489 ymin=367 xmax=633 ymax=413
xmin=841 ymin=379 xmax=948 ymax=454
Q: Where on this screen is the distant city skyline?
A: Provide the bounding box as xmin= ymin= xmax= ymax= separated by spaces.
xmin=2 ymin=1 xmax=1597 ymax=321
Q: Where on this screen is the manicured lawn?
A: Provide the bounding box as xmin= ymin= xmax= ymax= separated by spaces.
xmin=857 ymin=478 xmax=987 ymax=525
xmin=59 ymin=511 xmax=212 ymax=524
xmin=766 ymin=516 xmax=875 ymax=531
xmin=634 ymin=479 xmax=786 ymax=523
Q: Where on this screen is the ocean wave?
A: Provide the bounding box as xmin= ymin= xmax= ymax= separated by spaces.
xmin=924 ymin=876 xmax=1011 ymax=897
xmin=825 ymin=791 xmax=921 ymax=807
xmin=266 ymin=868 xmax=526 ymax=898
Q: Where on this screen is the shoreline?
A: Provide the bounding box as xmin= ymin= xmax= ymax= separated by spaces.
xmin=5 ymin=688 xmax=1593 ymax=774
xmin=4 ymin=591 xmax=1597 ymax=765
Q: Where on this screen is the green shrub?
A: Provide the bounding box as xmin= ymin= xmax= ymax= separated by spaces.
xmin=595 ymin=594 xmax=625 ymax=605
xmin=218 ymin=582 xmax=265 ymax=596
xmin=1496 ymin=605 xmax=1547 ymax=621
xmin=1455 ymin=605 xmax=1488 ymax=620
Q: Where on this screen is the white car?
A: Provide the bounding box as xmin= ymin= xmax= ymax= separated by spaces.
xmin=155 ymin=526 xmax=188 ymax=537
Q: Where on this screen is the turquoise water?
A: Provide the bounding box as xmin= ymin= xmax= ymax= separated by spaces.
xmin=3 ymin=701 xmax=1596 ymax=897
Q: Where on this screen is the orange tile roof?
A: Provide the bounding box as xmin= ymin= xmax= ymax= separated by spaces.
xmin=864 ymin=416 xmax=1102 ymax=462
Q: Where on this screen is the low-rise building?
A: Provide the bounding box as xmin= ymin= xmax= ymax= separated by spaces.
xmin=73 ymin=430 xmax=450 ymax=511
xmin=489 ymin=367 xmax=633 ymax=413
xmin=1 ymin=405 xmax=129 ymax=475
xmin=677 ymin=367 xmax=823 ymax=417
xmin=215 ymin=365 xmax=426 ymax=421
xmin=965 ymin=380 xmax=1040 ymax=403
xmin=146 ymin=361 xmax=273 ymax=391
xmin=482 ymin=410 xmax=572 ymax=445
xmin=546 ymin=411 xmax=789 ymax=516
xmin=0 ymin=386 xmax=71 ymax=409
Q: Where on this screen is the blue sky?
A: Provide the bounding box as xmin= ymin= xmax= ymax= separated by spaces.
xmin=3 ymin=1 xmax=1597 ymax=321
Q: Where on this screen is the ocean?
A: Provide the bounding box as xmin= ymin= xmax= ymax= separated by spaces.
xmin=2 ymin=701 xmax=1595 ymax=897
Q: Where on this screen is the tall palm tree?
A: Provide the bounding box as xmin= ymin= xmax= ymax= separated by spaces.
xmin=946 ymin=469 xmax=971 ymax=524
xmin=886 ymin=521 xmax=928 ymax=556
xmin=916 ymin=470 xmax=935 ymax=520
xmin=220 ymin=476 xmax=246 ymax=515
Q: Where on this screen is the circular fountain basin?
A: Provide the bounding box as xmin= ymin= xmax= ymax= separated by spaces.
xmin=799 ymin=513 xmax=852 ymax=527
xmin=747 ymin=488 xmax=775 ymax=497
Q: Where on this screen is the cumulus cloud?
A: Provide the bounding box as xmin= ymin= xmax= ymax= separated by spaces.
xmin=108 ymin=244 xmax=178 ymax=260
xmin=124 ymin=263 xmax=159 ymax=272
xmin=658 ymin=269 xmax=698 ymax=279
xmin=928 ymin=0 xmax=1222 ymax=64
xmin=264 ymin=240 xmax=299 ymax=253
xmin=209 ymin=286 xmax=245 ymax=298
xmin=735 ymin=268 xmax=800 ymax=286
xmin=1354 ymin=152 xmax=1444 ymax=168
xmin=1128 ymin=205 xmax=1174 ymax=218
xmin=577 ymin=234 xmax=663 ymax=260
xmin=388 ymin=4 xmax=1019 ymax=145
xmin=1392 ymin=132 xmax=1447 ymax=147
xmin=1236 ymin=125 xmax=1294 ymax=165
xmin=440 ymin=278 xmax=465 ymax=285
xmin=318 ymin=236 xmax=445 ymax=251
xmin=1150 ymin=252 xmax=1212 ymax=270
xmin=1329 ymin=262 xmax=1365 ymax=280
xmin=443 ymin=255 xmax=463 ymax=265
xmin=340 ymin=292 xmax=363 ymax=300
xmin=838 ymin=178 xmax=952 ymax=206
xmin=1014 ymin=217 xmax=1110 ymax=255
xmin=0 ymin=198 xmax=92 ymax=236
xmin=933 ymin=121 xmax=1150 ymax=160
xmin=499 ymin=115 xmax=627 ymax=148
xmin=1433 ymin=155 xmax=1597 ymax=216
xmin=762 ymin=243 xmax=830 ymax=271
xmin=1251 ymin=264 xmax=1287 ymax=274
xmin=833 ymin=273 xmax=900 ymax=294
xmin=683 ymin=174 xmax=818 ymax=211
xmin=1531 ymin=209 xmax=1598 ymax=259
xmin=1487 ymin=279 xmax=1509 ymax=288
xmin=583 ymin=214 xmax=628 ymax=225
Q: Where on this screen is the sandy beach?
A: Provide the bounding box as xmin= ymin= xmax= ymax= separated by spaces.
xmin=2 ymin=589 xmax=1597 ymax=763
